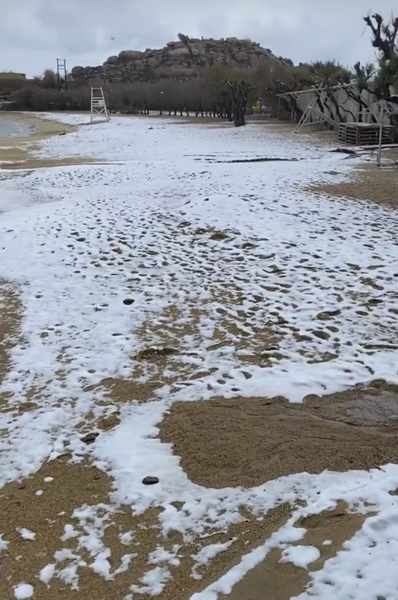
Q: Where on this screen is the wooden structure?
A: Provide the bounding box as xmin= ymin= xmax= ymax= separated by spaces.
xmin=56 ymin=58 xmax=68 ymax=89
xmin=294 ymin=104 xmax=338 ymax=133
xmin=90 ymin=87 xmax=110 ymax=123
xmin=338 ymin=122 xmax=394 ymax=146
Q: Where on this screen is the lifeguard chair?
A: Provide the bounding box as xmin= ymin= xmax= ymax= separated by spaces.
xmin=90 ymin=87 xmax=110 ymax=123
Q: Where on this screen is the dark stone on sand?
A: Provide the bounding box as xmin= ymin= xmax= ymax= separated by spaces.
xmin=136 ymin=347 xmax=177 ymax=361
xmin=316 ymin=309 xmax=341 ymax=320
xmin=81 ymin=432 xmax=99 ymax=444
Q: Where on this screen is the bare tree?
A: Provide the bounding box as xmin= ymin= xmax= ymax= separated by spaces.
xmin=343 ymin=62 xmax=377 ymax=121
xmin=364 ymin=13 xmax=398 ymax=98
xmin=364 ymin=13 xmax=398 ymax=61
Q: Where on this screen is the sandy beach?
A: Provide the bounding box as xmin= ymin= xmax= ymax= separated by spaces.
xmin=1 ymin=113 xmax=398 ymax=599
xmin=0 ymin=112 xmax=105 ymax=170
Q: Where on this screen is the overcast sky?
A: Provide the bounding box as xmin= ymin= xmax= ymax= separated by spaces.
xmin=1 ymin=1 xmax=396 ymax=77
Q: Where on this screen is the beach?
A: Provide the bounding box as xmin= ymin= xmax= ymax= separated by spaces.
xmin=0 ymin=112 xmax=398 ymax=600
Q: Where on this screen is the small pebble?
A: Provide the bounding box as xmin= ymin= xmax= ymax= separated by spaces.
xmin=123 ymin=298 xmax=135 ymax=305
xmin=81 ymin=432 xmax=99 ymax=444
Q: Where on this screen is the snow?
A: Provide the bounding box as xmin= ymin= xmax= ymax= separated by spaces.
xmin=17 ymin=528 xmax=36 ymax=541
xmin=14 ymin=583 xmax=34 ymax=599
xmin=1 ymin=113 xmax=398 ymax=598
xmin=193 ymin=541 xmax=234 ymax=567
xmin=130 ymin=566 xmax=172 ymax=596
xmin=39 ymin=564 xmax=55 ymax=585
xmin=119 ymin=531 xmax=134 ymax=545
xmin=91 ymin=549 xmax=112 ymax=579
xmin=192 ymin=523 xmax=306 ymax=600
xmin=149 ymin=546 xmax=180 ymax=567
xmin=280 ymin=545 xmax=321 ymax=568
xmin=0 ymin=534 xmax=9 ymax=552
xmin=294 ymin=509 xmax=398 ymax=599
xmin=114 ymin=553 xmax=136 ymax=575
xmin=192 ymin=541 xmax=234 ymax=580
xmin=61 ymin=524 xmax=79 ymax=541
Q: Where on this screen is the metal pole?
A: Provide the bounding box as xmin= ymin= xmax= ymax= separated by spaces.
xmin=377 ymin=103 xmax=385 ymax=167
xmin=64 ymin=59 xmax=68 ymax=89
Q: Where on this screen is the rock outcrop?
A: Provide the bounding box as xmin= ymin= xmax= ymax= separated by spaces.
xmin=71 ymin=36 xmax=284 ymax=83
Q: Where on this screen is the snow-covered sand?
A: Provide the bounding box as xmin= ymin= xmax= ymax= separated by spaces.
xmin=1 ymin=114 xmax=398 ymax=598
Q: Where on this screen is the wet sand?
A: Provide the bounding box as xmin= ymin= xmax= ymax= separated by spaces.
xmin=0 ymin=280 xmax=21 ymax=387
xmin=160 ymin=381 xmax=398 ymax=489
xmin=222 ymin=503 xmax=366 ymax=600
xmin=309 ymin=149 xmax=398 ymax=208
xmin=0 ymin=112 xmax=101 ymax=170
xmin=0 ymin=455 xmax=292 ymax=600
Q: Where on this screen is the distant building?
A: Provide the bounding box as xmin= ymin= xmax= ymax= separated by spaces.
xmin=0 ymin=72 xmax=26 ymax=80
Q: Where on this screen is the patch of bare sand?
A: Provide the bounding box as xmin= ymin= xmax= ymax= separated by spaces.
xmin=160 ymin=381 xmax=398 ymax=489
xmin=309 ymin=151 xmax=398 ymax=208
xmin=222 ymin=503 xmax=365 ymax=600
xmin=0 ymin=280 xmax=21 ymax=388
xmin=0 ymin=112 xmax=102 ymax=170
xmin=0 ymin=453 xmax=293 ymax=599
xmin=88 ymin=295 xmax=282 ymax=408
xmin=3 ymin=157 xmax=108 ymax=170
xmin=85 ymin=304 xmax=204 ymax=406
xmin=0 ymin=456 xmax=112 ymax=598
xmin=0 ymin=455 xmax=165 ymax=599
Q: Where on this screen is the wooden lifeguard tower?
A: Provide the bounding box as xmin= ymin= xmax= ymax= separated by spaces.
xmin=90 ymin=88 xmax=110 ymax=124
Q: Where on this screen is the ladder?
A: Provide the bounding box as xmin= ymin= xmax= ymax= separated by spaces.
xmin=90 ymin=87 xmax=110 ymax=123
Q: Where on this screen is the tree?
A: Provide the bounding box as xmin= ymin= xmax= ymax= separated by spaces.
xmin=41 ymin=69 xmax=57 ymax=89
xmin=225 ymin=79 xmax=252 ymax=126
xmin=364 ymin=13 xmax=398 ymax=61
xmin=178 ymin=33 xmax=194 ymax=60
xmin=345 ymin=62 xmax=377 ymax=121
xmin=310 ymin=60 xmax=351 ymax=87
xmin=364 ymin=13 xmax=398 ymax=97
xmin=306 ymin=61 xmax=351 ymax=123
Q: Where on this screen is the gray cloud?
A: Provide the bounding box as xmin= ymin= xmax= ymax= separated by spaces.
xmin=0 ymin=0 xmax=394 ymax=77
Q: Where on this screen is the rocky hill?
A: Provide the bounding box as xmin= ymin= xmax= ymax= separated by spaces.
xmin=71 ymin=36 xmax=286 ymax=83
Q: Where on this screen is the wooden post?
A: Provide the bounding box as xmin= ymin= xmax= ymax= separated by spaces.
xmin=377 ymin=103 xmax=385 ymax=167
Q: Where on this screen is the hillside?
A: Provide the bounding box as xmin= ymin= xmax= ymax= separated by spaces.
xmin=71 ymin=36 xmax=289 ymax=83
